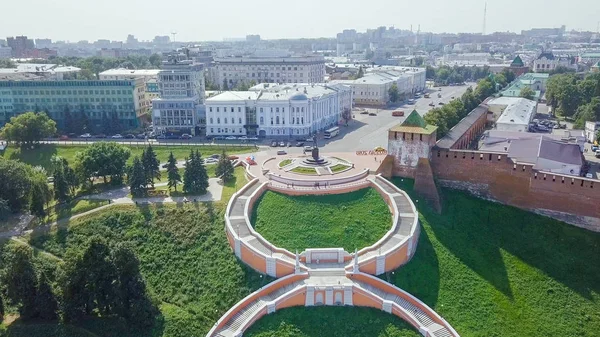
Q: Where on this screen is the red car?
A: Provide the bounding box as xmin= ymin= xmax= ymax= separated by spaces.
xmin=59 ymin=135 xmax=69 ymax=140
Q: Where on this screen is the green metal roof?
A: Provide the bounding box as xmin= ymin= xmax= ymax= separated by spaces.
xmin=401 ymin=110 xmax=427 ymax=128
xmin=510 ymin=55 xmax=524 ymax=67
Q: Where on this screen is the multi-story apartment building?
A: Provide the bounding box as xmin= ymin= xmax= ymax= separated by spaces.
xmin=212 ymin=55 xmax=326 ymax=88
xmin=151 ymin=55 xmax=205 ymax=135
xmin=0 ymin=79 xmax=146 ymax=129
xmin=533 ymin=52 xmax=576 ymax=73
xmin=205 ymin=83 xmax=352 ymax=138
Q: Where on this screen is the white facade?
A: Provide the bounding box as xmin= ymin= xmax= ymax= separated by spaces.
xmin=212 ymin=56 xmax=326 ymax=88
xmin=533 ymin=53 xmax=575 ymax=73
xmin=205 ymin=83 xmax=352 ymax=138
xmin=151 ymin=56 xmax=205 ymax=135
xmin=330 ymin=67 xmax=425 ymax=106
xmin=487 ymin=97 xmax=537 ymax=132
xmin=585 ymin=121 xmax=600 ymax=143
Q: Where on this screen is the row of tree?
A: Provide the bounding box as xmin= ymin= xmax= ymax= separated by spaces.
xmin=0 ymin=237 xmax=157 ymax=328
xmin=424 ymin=77 xmax=498 ymax=137
xmin=546 ymin=73 xmax=600 ymax=128
xmin=425 ymin=65 xmax=499 ymax=85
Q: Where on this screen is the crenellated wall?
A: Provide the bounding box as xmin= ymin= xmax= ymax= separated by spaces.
xmin=430 ymin=148 xmax=600 ymax=231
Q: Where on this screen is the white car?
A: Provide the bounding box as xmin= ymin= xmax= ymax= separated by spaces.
xmin=238 ymin=136 xmax=248 ymax=140
xmin=204 ymin=158 xmax=218 ymax=164
xmin=225 ymin=136 xmax=237 ymax=140
xmin=80 ymin=133 xmax=92 ymax=138
xmin=111 ymin=134 xmax=123 ymax=139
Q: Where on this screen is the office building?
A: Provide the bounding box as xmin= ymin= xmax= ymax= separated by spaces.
xmin=205 ymin=83 xmax=352 ymax=138
xmin=151 ymin=55 xmax=205 ymax=135
xmin=0 ymin=79 xmax=146 ymax=129
xmin=99 ymin=68 xmax=160 ymax=115
xmin=213 ymin=55 xmax=326 ymax=88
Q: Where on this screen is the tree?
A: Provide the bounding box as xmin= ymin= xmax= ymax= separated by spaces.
xmin=128 ymin=157 xmax=147 ymax=197
xmin=0 ymin=198 xmax=10 ymax=221
xmin=0 ymin=159 xmax=51 ymax=216
xmin=356 ymin=66 xmax=364 ymax=79
xmin=474 ymin=78 xmax=495 ymax=101
xmin=596 ymin=130 xmax=600 ymax=143
xmin=222 ymin=78 xmax=229 ymax=90
xmin=519 ymin=87 xmax=536 ymax=100
xmin=388 ymin=83 xmax=400 ymax=103
xmin=573 ymin=97 xmax=600 ymax=129
xmin=495 ymin=73 xmax=508 ymax=88
xmin=75 ymin=142 xmax=130 ymax=185
xmin=142 ymin=145 xmax=160 ymax=188
xmin=51 ymin=155 xmax=79 ymax=202
xmin=112 ymin=243 xmax=156 ymax=328
xmin=215 ymin=150 xmax=234 ymax=183
xmin=341 ymin=108 xmax=352 ymax=126
xmin=0 ymin=291 xmax=4 ymax=322
xmin=183 ymin=150 xmax=209 ymax=194
xmin=2 ymin=245 xmax=38 ymax=319
xmin=149 ymin=53 xmax=162 ymax=68
xmin=0 ymin=111 xmax=57 ymax=146
xmin=36 ymin=272 xmax=58 ymax=320
xmin=61 ymin=236 xmax=119 ymax=321
xmin=166 ymin=152 xmax=181 ymax=191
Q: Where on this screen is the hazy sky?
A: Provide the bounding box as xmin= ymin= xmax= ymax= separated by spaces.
xmin=2 ymin=0 xmax=599 ymax=42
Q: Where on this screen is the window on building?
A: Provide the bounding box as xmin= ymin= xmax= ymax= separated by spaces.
xmin=217 ymin=118 xmax=220 ymax=124
xmin=209 ymin=107 xmax=213 ymax=112
xmin=211 ymin=128 xmax=214 ymax=133
xmin=239 ymin=117 xmax=242 ymax=124
xmin=260 ymin=116 xmax=264 ymax=124
xmin=210 ymin=118 xmax=213 ymax=124
xmin=276 ymin=108 xmax=279 ymax=112
xmin=231 ymin=107 xmax=234 ymax=112
xmin=217 ymin=107 xmax=220 ymax=112
xmin=271 ymin=117 xmax=273 ymax=125
xmin=276 ymin=116 xmax=280 ymax=124
xmin=260 ymin=107 xmax=263 ymax=112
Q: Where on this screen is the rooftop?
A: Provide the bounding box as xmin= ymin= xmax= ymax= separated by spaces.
xmin=99 ymin=68 xmax=160 ymax=77
xmin=436 ymin=105 xmax=489 ymax=149
xmin=206 ymin=83 xmax=348 ymax=103
xmin=488 ymin=97 xmax=537 ymax=126
xmin=508 ymin=136 xmax=583 ymax=170
xmin=0 ymin=63 xmax=80 ymax=74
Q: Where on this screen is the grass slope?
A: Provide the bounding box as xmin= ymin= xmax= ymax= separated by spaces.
xmin=3 ymin=144 xmax=255 ymax=174
xmin=245 ymin=307 xmax=421 ymax=337
xmin=251 ymin=188 xmax=392 ymax=251
xmin=388 ymin=178 xmax=600 ymax=337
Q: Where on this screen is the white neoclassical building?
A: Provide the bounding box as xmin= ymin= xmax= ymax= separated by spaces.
xmin=205 ymin=83 xmax=352 ymax=138
xmin=212 ymin=55 xmax=326 ymax=88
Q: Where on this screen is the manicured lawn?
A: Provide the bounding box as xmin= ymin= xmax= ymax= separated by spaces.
xmin=245 ymin=306 xmax=420 ymax=337
xmin=387 ymin=178 xmax=600 ymax=337
xmin=290 ymin=166 xmax=316 ymax=175
xmin=279 ymin=159 xmax=292 ymax=168
xmin=3 ymin=144 xmax=256 ymax=174
xmin=330 ymin=163 xmax=349 ymax=173
xmin=251 ymin=188 xmax=392 ymax=251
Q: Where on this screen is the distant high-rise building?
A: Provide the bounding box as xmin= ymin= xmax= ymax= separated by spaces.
xmin=0 ymin=39 xmax=6 ymax=47
xmin=153 ymin=36 xmax=171 ymax=45
xmin=35 ymin=38 xmax=52 ymax=49
xmin=126 ymin=34 xmax=139 ymax=46
xmin=246 ymin=34 xmax=261 ymax=42
xmin=6 ymin=36 xmax=35 ymax=57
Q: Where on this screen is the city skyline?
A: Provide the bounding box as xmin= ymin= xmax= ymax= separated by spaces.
xmin=1 ymin=0 xmax=599 ymax=42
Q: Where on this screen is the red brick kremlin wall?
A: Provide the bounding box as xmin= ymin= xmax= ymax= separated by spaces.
xmin=429 ymin=148 xmax=600 ymax=231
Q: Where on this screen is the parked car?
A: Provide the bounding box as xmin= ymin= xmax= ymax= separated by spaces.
xmin=368 ymin=112 xmax=377 ymax=116
xmin=213 ymin=136 xmax=225 ymax=140
xmin=210 ymin=154 xmax=220 ymax=159
xmin=451 ymin=96 xmax=455 ymax=99
xmin=306 ymin=137 xmax=314 ymax=142
xmin=125 ymin=134 xmax=135 ymax=139
xmin=360 ymin=110 xmax=369 ymax=114
xmin=59 ymin=135 xmax=69 ymax=140
xmin=304 ymin=146 xmax=313 ymax=152
xmin=287 ymin=142 xmax=292 ymax=147
xmin=278 ymin=141 xmax=286 ymax=147
xmin=225 ymin=136 xmax=236 ymax=140
xmin=247 ymin=136 xmax=259 ymax=140
xmin=438 ymin=102 xmax=445 ymax=105
xmin=136 ymin=133 xmax=146 ymax=139
xmin=591 ymin=145 xmax=599 ymax=152
xmin=156 ymin=135 xmax=166 ymax=139
xmin=111 ymin=134 xmax=123 ymax=139
xmin=205 ymin=158 xmax=218 ymax=164
xmin=180 ymin=134 xmax=192 ymax=140
xmin=238 ymin=136 xmax=248 ymax=140
xmin=228 ymin=155 xmax=239 ymax=160
xmin=295 ymin=141 xmax=305 ymax=147
xmin=80 ymin=133 xmax=92 ymax=138
xmin=270 ymin=141 xmax=278 ymax=147
xmin=277 ymin=150 xmax=287 ymax=155
xmin=392 ymin=110 xmax=404 ymax=117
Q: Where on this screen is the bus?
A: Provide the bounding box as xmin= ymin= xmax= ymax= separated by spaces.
xmin=324 ymin=126 xmax=340 ymax=139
